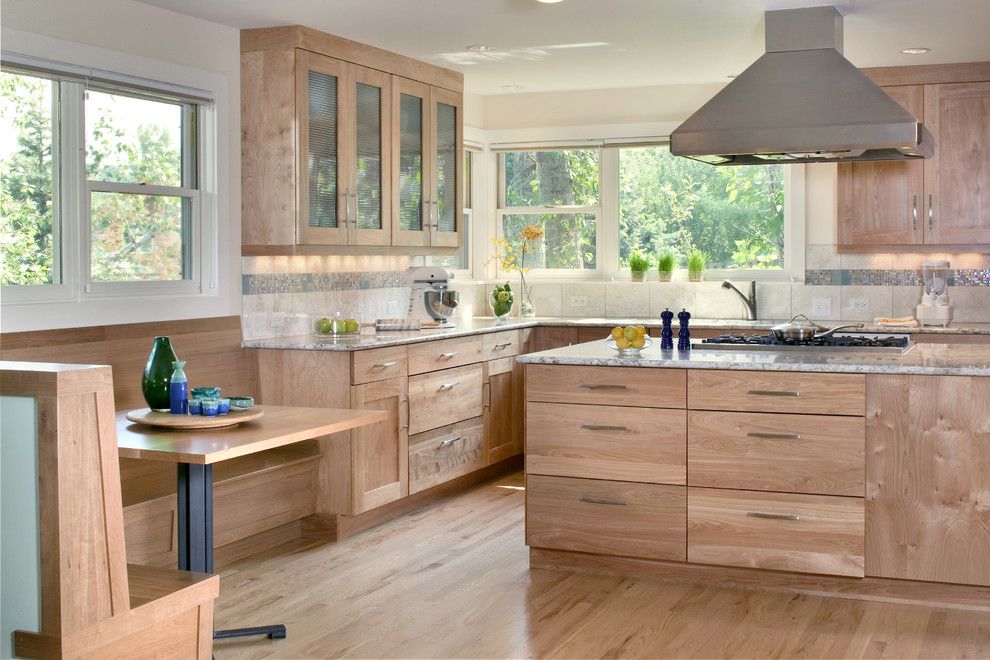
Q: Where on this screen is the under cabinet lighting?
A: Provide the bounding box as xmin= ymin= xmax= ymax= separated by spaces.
xmin=901 ymin=47 xmax=931 ymax=55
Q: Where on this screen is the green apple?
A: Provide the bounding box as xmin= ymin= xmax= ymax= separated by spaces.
xmin=344 ymin=319 xmax=359 ymax=333
xmin=316 ymin=317 xmax=333 ymax=334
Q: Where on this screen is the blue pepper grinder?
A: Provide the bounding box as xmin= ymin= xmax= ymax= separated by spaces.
xmin=677 ymin=308 xmax=691 ymax=351
xmin=660 ymin=308 xmax=674 ymax=350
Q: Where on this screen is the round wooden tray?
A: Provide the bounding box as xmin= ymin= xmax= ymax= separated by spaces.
xmin=125 ymin=408 xmax=264 ymax=429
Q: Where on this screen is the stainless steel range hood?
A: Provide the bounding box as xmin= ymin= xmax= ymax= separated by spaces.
xmin=670 ymin=6 xmax=934 ymax=165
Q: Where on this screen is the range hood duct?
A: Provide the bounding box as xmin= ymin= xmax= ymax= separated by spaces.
xmin=670 ymin=5 xmax=934 ymax=165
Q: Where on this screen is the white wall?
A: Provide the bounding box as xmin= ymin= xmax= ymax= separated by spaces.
xmin=1 ymin=0 xmax=242 ymax=331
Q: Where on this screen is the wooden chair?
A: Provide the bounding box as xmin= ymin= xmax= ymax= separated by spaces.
xmin=1 ymin=361 xmax=218 ymax=659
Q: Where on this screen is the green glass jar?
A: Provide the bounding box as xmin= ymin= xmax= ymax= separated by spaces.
xmin=141 ymin=336 xmax=179 ymax=411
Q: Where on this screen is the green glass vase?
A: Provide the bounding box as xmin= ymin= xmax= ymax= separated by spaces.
xmin=141 ymin=336 xmax=179 ymax=411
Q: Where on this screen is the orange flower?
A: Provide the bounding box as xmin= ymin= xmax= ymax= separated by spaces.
xmin=521 ymin=224 xmax=545 ymax=241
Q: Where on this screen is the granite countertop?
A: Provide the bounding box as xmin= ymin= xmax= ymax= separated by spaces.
xmin=515 ymin=340 xmax=990 ymax=377
xmin=242 ymin=316 xmax=990 ymax=352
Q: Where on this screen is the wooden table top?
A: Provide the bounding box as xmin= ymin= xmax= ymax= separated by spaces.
xmin=116 ymin=405 xmax=386 ymax=465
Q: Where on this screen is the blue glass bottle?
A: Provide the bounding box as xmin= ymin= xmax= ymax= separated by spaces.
xmin=169 ymin=360 xmax=189 ymax=415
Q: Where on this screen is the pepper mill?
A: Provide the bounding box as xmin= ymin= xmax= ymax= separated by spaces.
xmin=677 ymin=308 xmax=691 ymax=351
xmin=660 ymin=308 xmax=674 ymax=349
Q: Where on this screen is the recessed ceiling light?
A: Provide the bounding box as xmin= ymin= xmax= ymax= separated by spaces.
xmin=901 ymin=47 xmax=931 ymax=55
xmin=536 ymin=0 xmax=566 ymax=3
xmin=727 ymin=74 xmax=737 ymax=79
xmin=502 ymin=85 xmax=524 ymax=91
xmin=466 ymin=45 xmax=494 ymax=53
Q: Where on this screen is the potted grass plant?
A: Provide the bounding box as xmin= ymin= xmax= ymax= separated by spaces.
xmin=629 ymin=250 xmax=650 ymax=282
xmin=687 ymin=248 xmax=707 ymax=282
xmin=656 ymin=250 xmax=676 ymax=282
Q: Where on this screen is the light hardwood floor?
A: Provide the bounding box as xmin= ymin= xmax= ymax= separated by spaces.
xmin=213 ymin=472 xmax=989 ymax=659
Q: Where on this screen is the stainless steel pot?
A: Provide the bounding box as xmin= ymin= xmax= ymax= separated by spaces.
xmin=770 ymin=314 xmax=863 ymax=342
xmin=424 ymin=289 xmax=459 ymax=322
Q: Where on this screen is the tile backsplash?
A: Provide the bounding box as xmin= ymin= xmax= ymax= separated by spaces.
xmin=241 ymin=248 xmax=990 ymax=340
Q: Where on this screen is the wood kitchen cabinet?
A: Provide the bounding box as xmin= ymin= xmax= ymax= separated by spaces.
xmin=484 ymin=356 xmax=523 ymax=465
xmin=837 ymin=64 xmax=990 ymax=250
xmin=241 ymin=26 xmax=463 ymax=255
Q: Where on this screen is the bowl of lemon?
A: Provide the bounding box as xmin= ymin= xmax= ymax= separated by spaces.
xmin=606 ymin=325 xmax=652 ymax=357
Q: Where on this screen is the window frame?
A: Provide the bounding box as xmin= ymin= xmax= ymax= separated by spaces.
xmin=495 ymin=149 xmax=603 ymax=280
xmin=0 ymin=57 xmax=218 ymax=305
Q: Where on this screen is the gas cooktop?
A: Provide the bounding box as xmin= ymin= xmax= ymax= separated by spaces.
xmin=696 ymin=333 xmax=913 ymax=354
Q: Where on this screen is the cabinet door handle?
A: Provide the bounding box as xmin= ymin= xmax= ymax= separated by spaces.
xmin=349 ymin=192 xmax=358 ymax=227
xmin=438 ymin=381 xmax=460 ymax=391
xmin=401 ymin=397 xmax=409 ymax=431
xmin=340 ymin=190 xmax=349 ymax=226
xmin=483 ymin=381 xmax=491 ymax=411
xmin=580 ymin=424 xmax=627 ymax=432
xmin=439 ymin=435 xmax=461 ymax=447
xmin=747 ymin=512 xmax=800 ymax=521
xmin=928 ymin=194 xmax=934 ymax=232
xmin=373 ymin=360 xmax=398 ymax=369
xmin=580 ymin=496 xmax=627 ymax=506
xmin=747 ymin=432 xmax=801 ymax=440
xmin=746 ymin=389 xmax=799 ymax=397
xmin=492 ymin=342 xmax=512 ymax=350
xmin=580 ymin=383 xmax=627 ymax=390
xmin=439 ymin=351 xmax=459 ymax=359
xmin=912 ymin=195 xmax=918 ymax=231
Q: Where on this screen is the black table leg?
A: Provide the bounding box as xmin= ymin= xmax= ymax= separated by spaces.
xmin=176 ymin=463 xmax=287 ymax=643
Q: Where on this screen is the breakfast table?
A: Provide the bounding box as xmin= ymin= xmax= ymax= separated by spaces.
xmin=115 ymin=404 xmax=387 ymax=643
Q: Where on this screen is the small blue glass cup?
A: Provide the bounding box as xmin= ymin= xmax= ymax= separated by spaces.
xmin=217 ymin=398 xmax=231 ymax=415
xmin=200 ymin=398 xmax=220 ymax=417
xmin=188 ymin=398 xmax=203 ymax=415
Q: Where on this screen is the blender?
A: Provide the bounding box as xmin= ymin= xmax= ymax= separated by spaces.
xmin=916 ymin=260 xmax=953 ymax=327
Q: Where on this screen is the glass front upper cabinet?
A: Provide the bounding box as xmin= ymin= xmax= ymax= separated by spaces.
xmin=431 ymin=88 xmax=462 ymax=248
xmin=392 ymin=78 xmax=430 ymax=246
xmin=350 ymin=65 xmax=391 ymax=246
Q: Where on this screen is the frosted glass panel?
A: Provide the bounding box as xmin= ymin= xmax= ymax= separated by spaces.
xmin=1 ymin=395 xmax=41 ymax=658
xmin=398 ymin=93 xmax=423 ymax=232
xmin=355 ymin=82 xmax=382 ymax=231
xmin=308 ymin=71 xmax=339 ymax=229
xmin=436 ymin=102 xmax=457 ymax=233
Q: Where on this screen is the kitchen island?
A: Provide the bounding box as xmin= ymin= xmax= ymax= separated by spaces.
xmin=516 ymin=340 xmax=990 ymax=610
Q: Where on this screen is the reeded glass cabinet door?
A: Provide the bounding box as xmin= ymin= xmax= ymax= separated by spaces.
xmin=348 ymin=65 xmax=391 ymax=246
xmin=297 ymin=51 xmax=348 ymax=245
xmin=391 ymin=78 xmax=430 ymax=247
xmin=430 ymin=87 xmax=462 ymax=247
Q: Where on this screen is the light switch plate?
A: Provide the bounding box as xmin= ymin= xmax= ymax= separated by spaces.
xmin=570 ymin=295 xmax=588 ymax=308
xmin=811 ymin=297 xmax=832 ymax=317
xmin=848 ymin=297 xmax=869 ymax=313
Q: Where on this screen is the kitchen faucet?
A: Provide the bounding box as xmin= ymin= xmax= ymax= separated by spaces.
xmin=722 ymin=280 xmax=758 ymax=320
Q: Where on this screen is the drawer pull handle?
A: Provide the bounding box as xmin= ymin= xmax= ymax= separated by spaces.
xmin=492 ymin=342 xmax=512 ymax=350
xmin=747 ymin=432 xmax=801 ymax=440
xmin=747 ymin=512 xmax=800 ymax=521
xmin=580 ymin=496 xmax=627 ymax=506
xmin=439 ymin=435 xmax=461 ymax=447
xmin=580 ymin=424 xmax=627 ymax=432
xmin=580 ymin=384 xmax=628 ymax=390
xmin=746 ymin=390 xmax=799 ymax=397
xmin=373 ymin=360 xmax=398 ymax=369
xmin=438 ymin=381 xmax=460 ymax=391
xmin=439 ymin=351 xmax=459 ymax=359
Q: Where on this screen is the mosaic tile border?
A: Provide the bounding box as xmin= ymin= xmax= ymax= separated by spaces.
xmin=804 ymin=268 xmax=990 ymax=287
xmin=243 ymin=271 xmax=405 ymax=295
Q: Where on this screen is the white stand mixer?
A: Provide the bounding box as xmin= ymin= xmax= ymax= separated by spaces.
xmin=406 ymin=266 xmax=459 ymax=327
xmin=916 ymin=260 xmax=953 ymax=327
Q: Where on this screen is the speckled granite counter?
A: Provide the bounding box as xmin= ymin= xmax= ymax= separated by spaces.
xmin=515 ymin=339 xmax=990 ymax=377
xmin=242 ymin=316 xmax=990 ymax=352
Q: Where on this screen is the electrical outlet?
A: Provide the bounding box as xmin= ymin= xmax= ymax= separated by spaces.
xmin=811 ymin=297 xmax=832 ymax=317
xmin=386 ymin=300 xmax=400 ymax=316
xmin=847 ymin=297 xmax=869 ymax=313
xmin=570 ymin=295 xmax=588 ymax=308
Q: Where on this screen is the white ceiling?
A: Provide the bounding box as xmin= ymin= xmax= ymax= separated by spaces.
xmin=135 ymin=0 xmax=990 ymax=95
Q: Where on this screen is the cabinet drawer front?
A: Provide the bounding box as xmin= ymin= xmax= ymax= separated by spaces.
xmin=527 ymin=475 xmax=686 ymax=561
xmin=688 ymin=411 xmax=864 ymax=496
xmin=351 ymin=346 xmax=408 ymax=385
xmin=408 ymin=335 xmax=484 ymax=374
xmin=483 ymin=330 xmax=521 ymax=361
xmin=688 ymin=487 xmax=864 ymax=577
xmin=526 ymin=364 xmax=686 ymax=408
xmin=408 ymin=363 xmax=484 ymax=434
xmin=688 ymin=370 xmax=865 ymax=416
xmin=409 ymin=416 xmax=485 ymax=494
xmin=527 ymin=403 xmax=686 ymax=484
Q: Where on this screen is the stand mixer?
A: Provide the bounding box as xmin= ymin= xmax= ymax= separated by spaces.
xmin=406 ymin=266 xmax=459 ymax=326
xmin=916 ymin=260 xmax=953 ymax=327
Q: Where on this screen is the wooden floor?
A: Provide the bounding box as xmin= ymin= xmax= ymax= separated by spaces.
xmin=213 ymin=472 xmax=989 ymax=659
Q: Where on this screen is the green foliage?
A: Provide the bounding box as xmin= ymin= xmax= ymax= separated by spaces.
xmin=628 ymin=249 xmax=650 ymax=273
xmin=491 ymin=281 xmax=514 ymax=317
xmin=656 ymin=250 xmax=677 ymax=274
xmin=687 ymin=248 xmax=707 ymax=275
